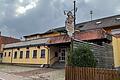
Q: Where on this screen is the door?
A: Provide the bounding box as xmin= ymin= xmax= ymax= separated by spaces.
xmin=59 ymin=48 xmax=66 ymax=62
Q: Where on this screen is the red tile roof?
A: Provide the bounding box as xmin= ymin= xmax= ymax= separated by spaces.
xmin=48 ymin=35 xmax=70 ymax=44
xmin=0 ymin=36 xmax=20 ymax=44
xmin=48 ymin=29 xmax=106 ymax=44
xmin=74 ymin=29 xmax=106 ymax=40
xmin=0 ymin=36 xmax=20 ymax=51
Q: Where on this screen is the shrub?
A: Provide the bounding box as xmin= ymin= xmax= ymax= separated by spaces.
xmin=67 ymin=44 xmax=97 ymax=67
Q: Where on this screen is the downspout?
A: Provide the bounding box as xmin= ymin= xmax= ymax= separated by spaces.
xmin=47 ymin=47 xmax=50 ymax=67
xmin=44 ymin=46 xmax=50 ymax=67
xmin=48 ymin=48 xmax=50 ymax=65
xmin=11 ymin=49 xmax=13 ymax=64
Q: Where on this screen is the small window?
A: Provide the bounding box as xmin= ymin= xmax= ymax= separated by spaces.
xmin=26 ymin=47 xmax=29 ymax=49
xmin=96 ymin=21 xmax=102 ymax=25
xmin=17 ymin=48 xmax=20 ymax=50
xmin=55 ymin=52 xmax=58 ymax=57
xmin=41 ymin=49 xmax=45 ymax=58
xmin=8 ymin=52 xmax=11 ymax=57
xmin=4 ymin=52 xmax=6 ymax=57
xmin=33 ymin=50 xmax=37 ymax=58
xmin=20 ymin=51 xmax=23 ymax=59
xmin=0 ymin=54 xmax=3 ymax=58
xmin=26 ymin=51 xmax=29 ymax=58
xmin=37 ymin=46 xmax=40 ymax=49
xmin=14 ymin=51 xmax=17 ymax=59
xmin=116 ymin=18 xmax=120 ymax=20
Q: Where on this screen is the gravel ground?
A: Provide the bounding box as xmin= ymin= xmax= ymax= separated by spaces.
xmin=0 ymin=64 xmax=65 ymax=80
xmin=13 ymin=68 xmax=57 ymax=77
xmin=0 ymin=72 xmax=32 ymax=80
xmin=30 ymin=69 xmax=65 ymax=80
xmin=13 ymin=68 xmax=65 ymax=80
xmin=0 ymin=64 xmax=39 ymax=73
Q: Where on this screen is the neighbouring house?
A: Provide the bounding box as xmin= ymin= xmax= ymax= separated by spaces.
xmin=0 ymin=32 xmax=20 ymax=62
xmin=112 ymin=34 xmax=120 ymax=68
xmin=2 ymin=14 xmax=120 ymax=69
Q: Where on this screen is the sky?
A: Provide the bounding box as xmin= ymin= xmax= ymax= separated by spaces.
xmin=0 ymin=0 xmax=120 ymax=39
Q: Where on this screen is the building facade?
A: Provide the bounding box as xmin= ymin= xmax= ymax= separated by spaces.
xmin=112 ymin=34 xmax=120 ymax=68
xmin=2 ymin=14 xmax=120 ymax=68
xmin=0 ymin=32 xmax=20 ymax=62
xmin=2 ymin=32 xmax=70 ymax=67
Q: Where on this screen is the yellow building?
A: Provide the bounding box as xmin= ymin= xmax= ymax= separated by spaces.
xmin=112 ymin=34 xmax=120 ymax=67
xmin=2 ymin=31 xmax=70 ymax=67
xmin=3 ymin=38 xmax=50 ymax=65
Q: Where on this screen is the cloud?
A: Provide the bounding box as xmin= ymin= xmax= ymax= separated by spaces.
xmin=19 ymin=0 xmax=24 ymax=3
xmin=0 ymin=25 xmax=17 ymax=37
xmin=15 ymin=0 xmax=39 ymax=16
xmin=0 ymin=0 xmax=120 ymax=38
xmin=84 ymin=0 xmax=91 ymax=3
xmin=115 ymin=6 xmax=120 ymax=13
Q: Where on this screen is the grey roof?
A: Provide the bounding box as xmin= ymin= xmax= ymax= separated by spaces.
xmin=45 ymin=27 xmax=66 ymax=33
xmin=46 ymin=14 xmax=120 ymax=32
xmin=77 ymin=14 xmax=120 ymax=30
xmin=4 ymin=38 xmax=50 ymax=49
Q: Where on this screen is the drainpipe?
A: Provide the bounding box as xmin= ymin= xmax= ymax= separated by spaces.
xmin=44 ymin=46 xmax=50 ymax=67
xmin=47 ymin=47 xmax=51 ymax=67
xmin=48 ymin=48 xmax=50 ymax=66
xmin=11 ymin=49 xmax=13 ymax=64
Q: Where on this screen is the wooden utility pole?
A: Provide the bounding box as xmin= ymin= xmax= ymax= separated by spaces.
xmin=74 ymin=1 xmax=76 ymax=28
xmin=71 ymin=0 xmax=76 ymax=53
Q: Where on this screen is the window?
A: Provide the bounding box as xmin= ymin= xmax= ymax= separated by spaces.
xmin=17 ymin=48 xmax=20 ymax=50
xmin=14 ymin=51 xmax=17 ymax=59
xmin=33 ymin=50 xmax=37 ymax=58
xmin=41 ymin=49 xmax=45 ymax=58
xmin=26 ymin=47 xmax=29 ymax=49
xmin=4 ymin=52 xmax=6 ymax=57
xmin=96 ymin=21 xmax=102 ymax=25
xmin=8 ymin=52 xmax=11 ymax=57
xmin=0 ymin=54 xmax=3 ymax=58
xmin=20 ymin=51 xmax=23 ymax=59
xmin=55 ymin=52 xmax=58 ymax=57
xmin=26 ymin=51 xmax=29 ymax=58
xmin=116 ymin=17 xmax=120 ymax=20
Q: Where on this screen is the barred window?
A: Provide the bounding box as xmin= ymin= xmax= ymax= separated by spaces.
xmin=33 ymin=50 xmax=37 ymax=58
xmin=26 ymin=51 xmax=29 ymax=58
xmin=20 ymin=51 xmax=23 ymax=59
xmin=14 ymin=51 xmax=17 ymax=59
xmin=4 ymin=52 xmax=6 ymax=57
xmin=8 ymin=52 xmax=11 ymax=57
xmin=41 ymin=49 xmax=45 ymax=58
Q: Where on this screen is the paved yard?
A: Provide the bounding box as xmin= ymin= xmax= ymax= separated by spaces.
xmin=0 ymin=64 xmax=39 ymax=73
xmin=0 ymin=64 xmax=65 ymax=80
